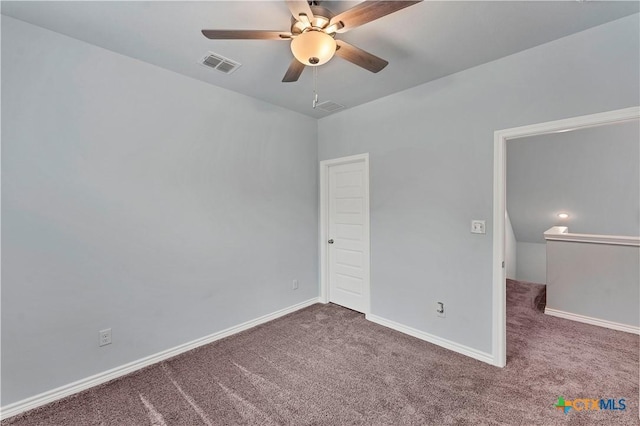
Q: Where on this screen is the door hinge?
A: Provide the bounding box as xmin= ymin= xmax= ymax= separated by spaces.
xmin=502 ymin=261 xmax=505 ymax=268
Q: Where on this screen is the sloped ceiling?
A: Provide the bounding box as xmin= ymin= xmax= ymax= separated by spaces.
xmin=507 ymin=120 xmax=640 ymax=244
xmin=1 ymin=1 xmax=638 ymax=118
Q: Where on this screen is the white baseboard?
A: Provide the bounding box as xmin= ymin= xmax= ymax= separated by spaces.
xmin=544 ymin=307 xmax=640 ymax=335
xmin=366 ymin=314 xmax=495 ymax=366
xmin=0 ymin=298 xmax=320 ymax=421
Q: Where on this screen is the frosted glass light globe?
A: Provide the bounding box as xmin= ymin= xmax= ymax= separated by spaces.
xmin=291 ymin=31 xmax=336 ymax=66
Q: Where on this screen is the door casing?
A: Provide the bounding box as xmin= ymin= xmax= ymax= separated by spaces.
xmin=492 ymin=106 xmax=640 ymax=368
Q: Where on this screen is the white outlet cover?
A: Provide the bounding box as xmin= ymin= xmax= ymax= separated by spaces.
xmin=471 ymin=220 xmax=486 ymax=234
xmin=99 ymin=328 xmax=112 ymax=347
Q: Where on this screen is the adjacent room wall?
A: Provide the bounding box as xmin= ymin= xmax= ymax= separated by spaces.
xmin=506 ymin=116 xmax=639 ymax=285
xmin=505 ymin=211 xmax=517 ymax=280
xmin=546 ymin=240 xmax=639 ymax=327
xmin=516 ymin=242 xmax=546 ymax=284
xmin=1 ymin=16 xmax=318 ymax=405
xmin=317 ymin=14 xmax=639 ymax=353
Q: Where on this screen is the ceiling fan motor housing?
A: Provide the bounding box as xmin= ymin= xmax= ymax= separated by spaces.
xmin=290 ymin=5 xmax=334 ymax=35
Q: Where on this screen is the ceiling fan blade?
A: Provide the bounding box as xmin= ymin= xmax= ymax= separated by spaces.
xmin=335 ymin=40 xmax=388 ymax=73
xmin=330 ymin=1 xmax=422 ymax=33
xmin=282 ymin=58 xmax=306 ymax=82
xmin=201 ymin=30 xmax=292 ymax=40
xmin=285 ymin=0 xmax=314 ymax=22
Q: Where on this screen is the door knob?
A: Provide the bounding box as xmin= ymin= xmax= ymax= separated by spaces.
xmin=328 ymin=239 xmax=334 ymax=244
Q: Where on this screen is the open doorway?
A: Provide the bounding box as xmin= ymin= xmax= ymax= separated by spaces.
xmin=492 ymin=106 xmax=640 ymax=367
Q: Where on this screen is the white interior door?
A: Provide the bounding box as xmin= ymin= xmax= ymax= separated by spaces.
xmin=327 ymin=159 xmax=369 ymax=313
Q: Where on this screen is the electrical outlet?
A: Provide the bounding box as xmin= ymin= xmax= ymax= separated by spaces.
xmin=436 ymin=302 xmax=446 ymax=318
xmin=99 ymin=328 xmax=112 ymax=347
xmin=292 ymin=279 xmax=299 ymax=290
xmin=471 ymin=220 xmax=486 ymax=234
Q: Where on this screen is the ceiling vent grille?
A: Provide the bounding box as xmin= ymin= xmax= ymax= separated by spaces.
xmin=316 ymin=101 xmax=345 ymax=113
xmin=200 ymin=52 xmax=241 ymax=74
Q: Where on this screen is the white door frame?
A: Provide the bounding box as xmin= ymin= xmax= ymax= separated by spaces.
xmin=319 ymin=153 xmax=371 ymax=314
xmin=492 ymin=106 xmax=640 ymax=368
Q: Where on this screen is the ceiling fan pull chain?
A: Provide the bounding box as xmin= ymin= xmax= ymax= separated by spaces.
xmin=313 ymin=66 xmax=318 ymax=108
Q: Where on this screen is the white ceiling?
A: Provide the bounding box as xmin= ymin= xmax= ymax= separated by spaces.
xmin=2 ymin=1 xmax=638 ymax=118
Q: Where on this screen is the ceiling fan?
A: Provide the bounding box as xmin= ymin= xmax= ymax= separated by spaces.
xmin=202 ymin=0 xmax=422 ymax=82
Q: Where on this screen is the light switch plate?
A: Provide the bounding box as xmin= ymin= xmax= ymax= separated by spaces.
xmin=471 ymin=220 xmax=486 ymax=234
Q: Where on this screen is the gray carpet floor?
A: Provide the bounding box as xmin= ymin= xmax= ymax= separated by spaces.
xmin=3 ymin=280 xmax=639 ymax=425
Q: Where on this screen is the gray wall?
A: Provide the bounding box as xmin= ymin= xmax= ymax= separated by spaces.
xmin=516 ymin=242 xmax=547 ymax=284
xmin=1 ymin=16 xmax=318 ymax=405
xmin=507 ymin=120 xmax=640 ymax=244
xmin=546 ymin=241 xmax=639 ymax=327
xmin=318 ymin=14 xmax=639 ymax=353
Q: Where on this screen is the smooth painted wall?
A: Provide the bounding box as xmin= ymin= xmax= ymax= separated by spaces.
xmin=516 ymin=242 xmax=546 ymax=284
xmin=1 ymin=16 xmax=318 ymax=405
xmin=507 ymin=120 xmax=640 ymax=244
xmin=546 ymin=241 xmax=639 ymax=327
xmin=318 ymin=14 xmax=639 ymax=353
xmin=505 ymin=211 xmax=517 ymax=280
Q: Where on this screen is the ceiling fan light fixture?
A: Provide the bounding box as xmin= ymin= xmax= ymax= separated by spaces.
xmin=290 ymin=30 xmax=336 ymax=66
